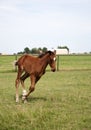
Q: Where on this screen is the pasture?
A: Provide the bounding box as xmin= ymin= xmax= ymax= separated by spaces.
xmin=0 ymin=54 xmax=91 ymax=130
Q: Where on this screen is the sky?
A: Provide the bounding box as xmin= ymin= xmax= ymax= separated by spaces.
xmin=0 ymin=0 xmax=91 ymax=54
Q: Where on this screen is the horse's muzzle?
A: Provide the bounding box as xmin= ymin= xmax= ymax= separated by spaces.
xmin=51 ymin=68 xmax=56 ymax=72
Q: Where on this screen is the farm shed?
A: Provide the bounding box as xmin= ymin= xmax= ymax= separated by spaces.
xmin=56 ymin=48 xmax=69 ymax=55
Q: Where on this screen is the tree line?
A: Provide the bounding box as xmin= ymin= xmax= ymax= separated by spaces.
xmin=17 ymin=47 xmax=48 ymax=54
xmin=17 ymin=46 xmax=69 ymax=54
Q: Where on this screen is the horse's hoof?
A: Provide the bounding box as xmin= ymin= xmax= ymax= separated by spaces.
xmin=22 ymin=96 xmax=27 ymax=103
xmin=22 ymin=95 xmax=26 ymax=100
xmin=22 ymin=98 xmax=27 ymax=103
xmin=16 ymin=99 xmax=19 ymax=103
xmin=16 ymin=97 xmax=19 ymax=103
xmin=24 ymin=99 xmax=27 ymax=103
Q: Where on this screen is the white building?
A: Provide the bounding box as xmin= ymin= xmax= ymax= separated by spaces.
xmin=56 ymin=48 xmax=69 ymax=55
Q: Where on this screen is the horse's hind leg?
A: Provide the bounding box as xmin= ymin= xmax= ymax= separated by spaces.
xmin=20 ymin=72 xmax=30 ymax=100
xmin=15 ymin=68 xmax=23 ymax=102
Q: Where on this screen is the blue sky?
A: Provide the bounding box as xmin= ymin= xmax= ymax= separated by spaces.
xmin=0 ymin=0 xmax=91 ymax=54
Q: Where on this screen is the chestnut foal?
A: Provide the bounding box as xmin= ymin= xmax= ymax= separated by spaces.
xmin=15 ymin=50 xmax=56 ymax=102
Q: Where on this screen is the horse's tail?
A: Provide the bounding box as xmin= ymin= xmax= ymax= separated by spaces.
xmin=15 ymin=60 xmax=24 ymax=70
xmin=15 ymin=60 xmax=18 ymax=66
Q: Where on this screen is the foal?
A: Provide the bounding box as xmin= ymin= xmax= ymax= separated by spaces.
xmin=15 ymin=50 xmax=56 ymax=102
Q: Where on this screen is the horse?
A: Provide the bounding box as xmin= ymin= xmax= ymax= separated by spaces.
xmin=15 ymin=50 xmax=56 ymax=102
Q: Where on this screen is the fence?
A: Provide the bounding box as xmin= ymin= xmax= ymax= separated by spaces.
xmin=0 ymin=54 xmax=91 ymax=73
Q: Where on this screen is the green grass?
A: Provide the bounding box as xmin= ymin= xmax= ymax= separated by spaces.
xmin=0 ymin=55 xmax=91 ymax=130
xmin=58 ymin=55 xmax=91 ymax=70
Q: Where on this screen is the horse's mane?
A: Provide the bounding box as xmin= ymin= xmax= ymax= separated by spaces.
xmin=38 ymin=51 xmax=53 ymax=58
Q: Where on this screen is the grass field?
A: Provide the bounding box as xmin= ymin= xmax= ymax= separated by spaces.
xmin=0 ymin=55 xmax=91 ymax=130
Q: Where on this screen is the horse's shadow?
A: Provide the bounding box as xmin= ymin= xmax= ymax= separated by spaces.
xmin=20 ymin=95 xmax=47 ymax=102
xmin=28 ymin=96 xmax=47 ymax=102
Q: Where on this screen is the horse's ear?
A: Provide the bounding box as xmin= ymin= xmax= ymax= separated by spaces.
xmin=48 ymin=51 xmax=52 ymax=55
xmin=54 ymin=50 xmax=56 ymax=54
xmin=48 ymin=50 xmax=56 ymax=55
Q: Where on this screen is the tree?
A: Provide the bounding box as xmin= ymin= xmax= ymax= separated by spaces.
xmin=42 ymin=47 xmax=47 ymax=52
xmin=57 ymin=46 xmax=69 ymax=52
xmin=30 ymin=48 xmax=38 ymax=54
xmin=24 ymin=47 xmax=30 ymax=54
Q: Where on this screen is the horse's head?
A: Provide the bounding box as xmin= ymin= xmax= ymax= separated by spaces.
xmin=48 ymin=50 xmax=56 ymax=72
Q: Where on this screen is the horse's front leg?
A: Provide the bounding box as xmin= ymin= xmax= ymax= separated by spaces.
xmin=27 ymin=75 xmax=40 ymax=97
xmin=22 ymin=75 xmax=40 ymax=102
xmin=26 ymin=75 xmax=36 ymax=98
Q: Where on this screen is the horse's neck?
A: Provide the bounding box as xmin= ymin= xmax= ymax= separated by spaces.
xmin=40 ymin=54 xmax=50 ymax=70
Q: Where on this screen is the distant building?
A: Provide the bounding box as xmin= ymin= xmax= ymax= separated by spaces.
xmin=56 ymin=48 xmax=69 ymax=55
